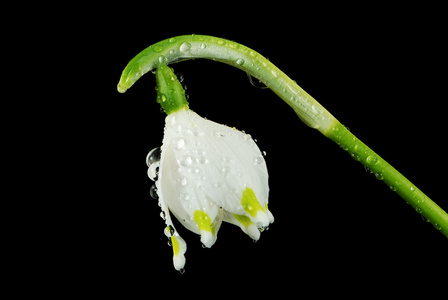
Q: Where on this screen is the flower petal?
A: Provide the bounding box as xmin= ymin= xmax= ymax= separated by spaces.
xmin=222 ymin=210 xmax=261 ymax=241
xmin=155 ymin=183 xmax=187 ymax=271
xmin=157 ymin=109 xmax=273 ymax=259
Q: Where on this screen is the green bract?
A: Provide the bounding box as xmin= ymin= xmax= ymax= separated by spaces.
xmin=155 ymin=64 xmax=189 ymax=115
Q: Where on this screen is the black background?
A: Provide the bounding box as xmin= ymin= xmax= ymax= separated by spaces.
xmin=37 ymin=3 xmax=447 ymax=296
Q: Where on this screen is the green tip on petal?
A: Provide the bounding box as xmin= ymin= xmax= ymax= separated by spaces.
xmin=155 ymin=64 xmax=189 ymax=115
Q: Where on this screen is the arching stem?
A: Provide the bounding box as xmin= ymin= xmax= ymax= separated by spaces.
xmin=118 ymin=34 xmax=448 ymax=238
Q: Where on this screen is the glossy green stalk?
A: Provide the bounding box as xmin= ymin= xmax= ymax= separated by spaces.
xmin=117 ymin=35 xmax=338 ymax=135
xmin=118 ymin=34 xmax=448 ymax=238
xmin=328 ymin=123 xmax=448 ymax=237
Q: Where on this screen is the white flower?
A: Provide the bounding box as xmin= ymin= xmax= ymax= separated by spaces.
xmin=147 ymin=108 xmax=274 ymax=272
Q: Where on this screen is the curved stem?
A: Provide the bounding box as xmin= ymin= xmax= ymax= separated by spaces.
xmin=118 ymin=34 xmax=448 ymax=238
xmin=117 ymin=35 xmax=338 ymax=135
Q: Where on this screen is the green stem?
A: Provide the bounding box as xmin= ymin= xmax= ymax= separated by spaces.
xmin=118 ymin=34 xmax=448 ymax=238
xmin=328 ymin=123 xmax=448 ymax=237
xmin=117 ymin=35 xmax=338 ymax=134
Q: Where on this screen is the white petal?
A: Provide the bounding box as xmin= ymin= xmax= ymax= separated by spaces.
xmin=157 ymin=109 xmax=273 ymax=253
xmin=155 ymin=180 xmax=187 ymax=271
xmin=223 ymin=210 xmax=260 ymax=241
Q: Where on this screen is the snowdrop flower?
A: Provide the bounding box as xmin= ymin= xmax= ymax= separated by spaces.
xmin=146 ymin=65 xmax=274 ymax=272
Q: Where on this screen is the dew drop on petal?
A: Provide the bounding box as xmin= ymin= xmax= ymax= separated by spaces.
xmin=173 ymin=138 xmax=185 ymax=150
xmin=180 ymin=155 xmax=193 ymax=166
xmin=254 ymin=156 xmax=264 ymax=165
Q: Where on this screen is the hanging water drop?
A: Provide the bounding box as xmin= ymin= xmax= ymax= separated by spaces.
xmin=146 ymin=147 xmax=161 ymax=167
xmin=150 ymin=184 xmax=158 ymax=199
xmin=351 ymin=153 xmax=361 ymax=161
xmin=168 ymin=225 xmax=175 ymax=236
xmin=147 ymin=164 xmax=159 ymax=181
xmin=246 ymin=73 xmax=269 ymax=89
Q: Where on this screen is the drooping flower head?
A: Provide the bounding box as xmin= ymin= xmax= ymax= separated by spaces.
xmin=146 ymin=65 xmax=273 ymax=272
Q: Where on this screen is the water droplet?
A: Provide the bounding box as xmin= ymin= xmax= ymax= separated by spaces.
xmin=169 ymin=38 xmax=176 ymax=43
xmin=179 ymin=177 xmax=188 ymax=186
xmin=179 ymin=42 xmax=191 ymax=52
xmin=158 ymin=55 xmax=167 ymax=64
xmin=254 ymin=156 xmax=264 ymax=165
xmin=263 ymin=151 xmax=267 ymax=157
xmin=160 ymin=211 xmax=166 ymax=220
xmin=366 ymin=155 xmax=379 ymax=165
xmin=200 ymin=43 xmax=207 ymax=49
xmin=221 ymin=166 xmax=230 ymax=176
xmin=168 ymin=225 xmax=175 ymax=236
xmin=389 ymin=185 xmax=397 ymax=192
xmin=351 ymin=153 xmax=361 ymax=161
xmin=340 ymin=144 xmax=349 ymax=151
xmin=246 ymin=73 xmax=269 ymax=89
xmin=180 ymin=155 xmax=193 ymax=166
xmin=173 ymin=138 xmax=185 ymax=150
xmin=179 ymin=268 xmax=185 ymax=274
xmin=150 ymin=184 xmax=158 ymax=199
xmin=236 ymin=58 xmax=245 ymax=65
xmin=146 ymin=147 xmax=161 ymax=167
xmin=154 ymin=45 xmax=163 ymax=52
xmin=410 ymin=186 xmax=415 ymax=192
xmin=375 ymin=172 xmax=384 ymax=180
xmin=158 ymin=93 xmax=167 ymax=103
xmin=147 ymin=164 xmax=159 ymax=181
